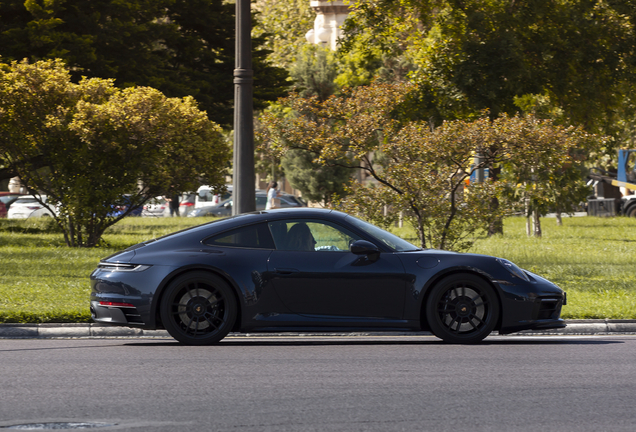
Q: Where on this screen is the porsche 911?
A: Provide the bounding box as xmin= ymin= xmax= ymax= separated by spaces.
xmin=90 ymin=208 xmax=566 ymax=344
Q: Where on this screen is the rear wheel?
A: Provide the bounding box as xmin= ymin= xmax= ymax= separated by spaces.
xmin=426 ymin=273 xmax=499 ymax=344
xmin=626 ymin=205 xmax=636 ymax=218
xmin=160 ymin=271 xmax=237 ymax=345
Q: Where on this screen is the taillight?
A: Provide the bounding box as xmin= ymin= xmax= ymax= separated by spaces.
xmin=180 ymin=202 xmax=194 ymax=207
xmin=99 ymin=301 xmax=136 ymax=308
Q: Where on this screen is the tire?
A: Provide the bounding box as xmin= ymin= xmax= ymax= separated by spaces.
xmin=160 ymin=271 xmax=237 ymax=345
xmin=425 ymin=273 xmax=499 ymax=344
xmin=626 ymin=205 xmax=636 ymax=218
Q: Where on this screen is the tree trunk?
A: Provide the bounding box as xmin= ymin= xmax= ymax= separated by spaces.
xmin=487 ymin=197 xmax=503 ymax=236
xmin=525 ymin=198 xmax=532 ymax=237
xmin=417 ymin=222 xmax=426 ymax=249
xmin=487 ymin=166 xmax=503 ymax=236
xmin=556 ymin=213 xmax=563 ymax=226
xmin=533 ymin=209 xmax=542 ymax=237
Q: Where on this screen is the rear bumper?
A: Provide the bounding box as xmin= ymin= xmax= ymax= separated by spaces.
xmin=90 ymin=301 xmax=145 ymax=327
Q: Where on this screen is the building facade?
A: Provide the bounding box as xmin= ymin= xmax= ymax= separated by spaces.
xmin=305 ymin=1 xmax=351 ymax=50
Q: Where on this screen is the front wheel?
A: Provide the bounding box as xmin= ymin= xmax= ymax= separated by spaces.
xmin=425 ymin=274 xmax=499 ymax=344
xmin=160 ymin=271 xmax=237 ymax=345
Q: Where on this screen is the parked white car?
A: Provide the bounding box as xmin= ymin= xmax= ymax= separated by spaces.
xmin=141 ymin=196 xmax=170 ymax=217
xmin=195 ymin=185 xmax=232 ymax=209
xmin=7 ymin=195 xmax=56 ymax=219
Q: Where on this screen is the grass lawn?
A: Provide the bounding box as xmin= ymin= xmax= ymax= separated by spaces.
xmin=468 ymin=216 xmax=636 ymax=319
xmin=0 ymin=215 xmax=635 ymax=323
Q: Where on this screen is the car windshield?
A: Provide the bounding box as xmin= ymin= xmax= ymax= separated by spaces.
xmin=345 ymin=215 xmax=420 ymax=252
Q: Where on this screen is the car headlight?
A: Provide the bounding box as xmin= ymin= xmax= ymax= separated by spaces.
xmin=496 ymin=258 xmax=529 ymax=282
xmin=96 ymin=263 xmax=151 ymax=272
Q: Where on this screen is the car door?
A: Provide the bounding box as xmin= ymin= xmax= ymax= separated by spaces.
xmin=267 ymin=219 xmax=407 ymax=320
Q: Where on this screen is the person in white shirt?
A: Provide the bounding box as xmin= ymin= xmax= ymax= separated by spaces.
xmin=266 ymin=181 xmax=280 ymax=209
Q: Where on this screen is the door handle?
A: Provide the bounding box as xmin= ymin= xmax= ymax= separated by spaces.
xmin=274 ymin=268 xmax=299 ymax=275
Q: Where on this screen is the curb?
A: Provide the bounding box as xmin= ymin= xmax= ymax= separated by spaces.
xmin=0 ymin=323 xmax=170 ymax=339
xmin=1 ymin=320 xmax=636 ymax=339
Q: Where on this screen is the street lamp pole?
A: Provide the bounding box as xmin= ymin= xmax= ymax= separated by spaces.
xmin=232 ymin=0 xmax=255 ymax=215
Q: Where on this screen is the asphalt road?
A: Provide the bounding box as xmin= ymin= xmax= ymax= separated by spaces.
xmin=1 ymin=334 xmax=635 ymax=432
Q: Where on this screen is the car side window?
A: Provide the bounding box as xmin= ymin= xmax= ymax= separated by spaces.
xmin=269 ymin=220 xmax=361 ymax=252
xmin=203 ymin=223 xmax=275 ymax=249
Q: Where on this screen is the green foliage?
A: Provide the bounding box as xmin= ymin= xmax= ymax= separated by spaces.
xmin=281 ymin=148 xmax=354 ymax=204
xmin=0 ymin=59 xmax=230 ymax=247
xmin=334 ymin=41 xmax=409 ymax=90
xmin=260 ymin=81 xmax=605 ymax=250
xmin=496 ymin=116 xmax=604 ymax=235
xmin=341 ymin=0 xmax=636 ymax=141
xmin=0 ymin=0 xmax=288 ymax=126
xmin=514 ymin=93 xmax=565 ymax=124
xmin=289 ymin=44 xmax=338 ymax=101
xmin=333 ymin=49 xmax=375 ymax=89
xmin=260 ymin=81 xmax=497 ymax=250
xmin=253 ymin=0 xmax=315 ymax=69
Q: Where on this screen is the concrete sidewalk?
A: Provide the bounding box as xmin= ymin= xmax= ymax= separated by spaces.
xmin=1 ymin=320 xmax=636 ymax=339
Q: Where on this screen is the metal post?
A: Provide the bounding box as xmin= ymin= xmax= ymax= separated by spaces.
xmin=474 ymin=153 xmax=485 ymax=183
xmin=233 ymin=0 xmax=255 ymax=215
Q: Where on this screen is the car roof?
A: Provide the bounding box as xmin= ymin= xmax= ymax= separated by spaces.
xmin=212 ymin=207 xmax=337 ymax=225
xmin=136 ymin=208 xmax=342 ymax=248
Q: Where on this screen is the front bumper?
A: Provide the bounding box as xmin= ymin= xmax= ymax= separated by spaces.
xmin=497 ymin=273 xmax=567 ymax=334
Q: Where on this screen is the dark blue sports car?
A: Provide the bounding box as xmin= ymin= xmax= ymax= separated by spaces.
xmin=90 ymin=208 xmax=566 ymax=344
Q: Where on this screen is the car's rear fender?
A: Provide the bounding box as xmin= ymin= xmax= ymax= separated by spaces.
xmin=151 ymin=264 xmax=244 ymax=332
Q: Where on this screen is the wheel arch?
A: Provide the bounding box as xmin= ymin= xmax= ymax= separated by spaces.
xmin=152 ymin=265 xmax=243 ymax=332
xmin=624 ymin=201 xmax=636 ymax=217
xmin=418 ymin=268 xmax=503 ymax=332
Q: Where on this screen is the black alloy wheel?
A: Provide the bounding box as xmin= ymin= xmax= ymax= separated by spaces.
xmin=160 ymin=271 xmax=237 ymax=345
xmin=425 ymin=273 xmax=499 ymax=344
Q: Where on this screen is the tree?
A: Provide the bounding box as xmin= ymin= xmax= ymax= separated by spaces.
xmin=255 ymin=100 xmax=355 ymax=203
xmin=259 ymin=81 xmax=508 ymax=250
xmin=281 ymin=148 xmax=354 ymax=205
xmin=497 ymin=117 xmax=602 ymax=236
xmin=289 ymin=44 xmax=338 ymax=102
xmin=252 ymin=0 xmax=315 ymax=69
xmin=0 ymin=59 xmax=230 ymax=247
xmin=340 ymin=0 xmax=636 ymax=136
xmin=0 ymin=0 xmax=289 ymax=127
xmin=260 ymin=81 xmax=604 ymax=249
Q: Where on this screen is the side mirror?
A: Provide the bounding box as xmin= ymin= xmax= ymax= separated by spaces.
xmin=224 ymin=202 xmax=232 ymax=209
xmin=350 ymin=240 xmax=380 ymax=255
